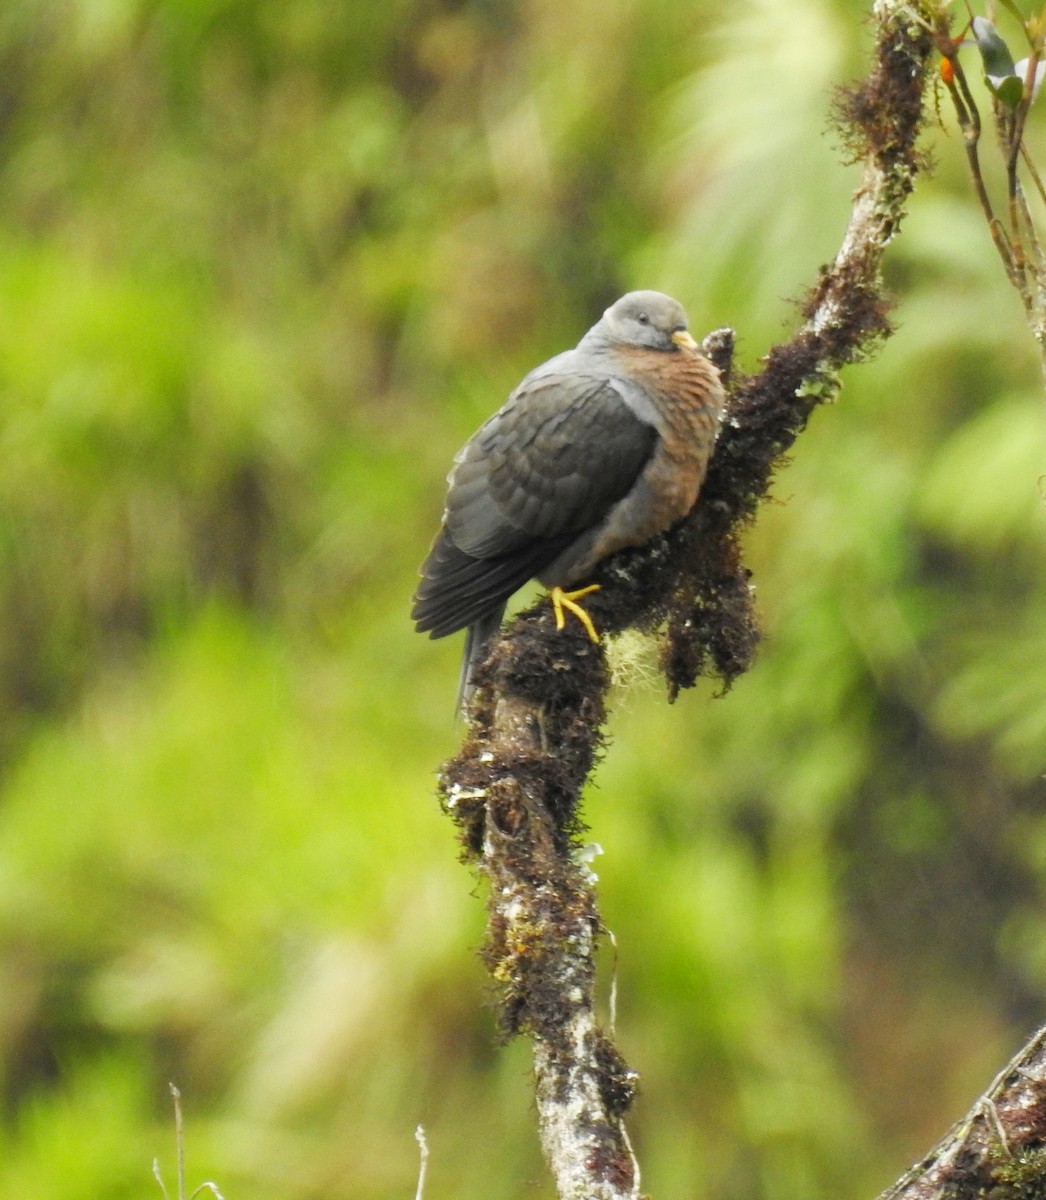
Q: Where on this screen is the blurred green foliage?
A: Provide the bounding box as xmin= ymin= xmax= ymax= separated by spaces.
xmin=0 ymin=0 xmax=1044 ymax=1197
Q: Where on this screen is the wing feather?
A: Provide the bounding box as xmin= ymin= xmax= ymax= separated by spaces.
xmin=412 ymin=372 xmax=657 ymax=639
xmin=449 ymin=375 xmax=656 ymax=555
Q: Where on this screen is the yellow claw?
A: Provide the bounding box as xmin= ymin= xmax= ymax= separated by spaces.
xmin=550 ymin=584 xmax=602 ymax=643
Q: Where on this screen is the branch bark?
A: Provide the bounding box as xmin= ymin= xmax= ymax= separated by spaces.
xmin=877 ymin=1024 xmax=1046 ymax=1200
xmin=434 ymin=4 xmax=968 ymax=1197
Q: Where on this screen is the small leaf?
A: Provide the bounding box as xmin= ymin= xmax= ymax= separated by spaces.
xmin=972 ymin=16 xmax=1018 ymax=78
xmin=994 ymin=73 xmax=1026 ymax=107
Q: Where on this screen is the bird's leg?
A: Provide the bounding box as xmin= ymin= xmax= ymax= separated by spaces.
xmin=549 ymin=585 xmax=601 ymax=643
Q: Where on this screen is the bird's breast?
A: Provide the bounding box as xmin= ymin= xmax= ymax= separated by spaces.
xmin=624 ymin=347 xmax=725 ymax=513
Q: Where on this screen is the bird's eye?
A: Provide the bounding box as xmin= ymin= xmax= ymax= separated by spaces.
xmin=637 ymin=312 xmax=650 ymax=325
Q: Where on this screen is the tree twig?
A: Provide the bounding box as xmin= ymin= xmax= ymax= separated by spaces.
xmin=940 ymin=10 xmax=1046 ymax=362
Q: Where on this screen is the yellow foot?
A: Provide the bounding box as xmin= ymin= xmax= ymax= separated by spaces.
xmin=550 ymin=584 xmax=602 ymax=643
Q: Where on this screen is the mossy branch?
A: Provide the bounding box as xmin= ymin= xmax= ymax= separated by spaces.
xmin=435 ymin=4 xmax=942 ymax=1197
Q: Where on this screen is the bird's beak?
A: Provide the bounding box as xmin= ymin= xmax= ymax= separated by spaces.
xmin=671 ymin=329 xmax=698 ymax=351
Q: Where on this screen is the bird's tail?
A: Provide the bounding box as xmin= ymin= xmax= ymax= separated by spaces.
xmin=457 ymin=606 xmax=506 ymax=716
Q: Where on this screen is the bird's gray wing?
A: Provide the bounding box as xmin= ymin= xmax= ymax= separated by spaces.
xmin=447 ymin=373 xmax=657 ymax=555
xmin=412 ymin=373 xmax=656 ymax=638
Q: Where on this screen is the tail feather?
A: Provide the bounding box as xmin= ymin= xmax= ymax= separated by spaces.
xmin=457 ymin=606 xmax=506 ymax=716
xmin=412 ymin=526 xmax=576 ymax=639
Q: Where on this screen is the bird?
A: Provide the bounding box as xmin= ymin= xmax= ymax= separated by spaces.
xmin=412 ymin=290 xmax=726 ymax=711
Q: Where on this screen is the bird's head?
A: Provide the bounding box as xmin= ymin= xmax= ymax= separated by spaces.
xmin=597 ymin=290 xmax=697 ymax=352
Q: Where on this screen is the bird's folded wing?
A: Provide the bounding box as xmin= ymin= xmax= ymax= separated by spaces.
xmin=411 ymin=375 xmax=657 ymax=638
xmin=448 ymin=374 xmax=658 ymax=556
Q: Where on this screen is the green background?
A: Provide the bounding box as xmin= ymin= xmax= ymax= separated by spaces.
xmin=0 ymin=0 xmax=1044 ymax=1196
